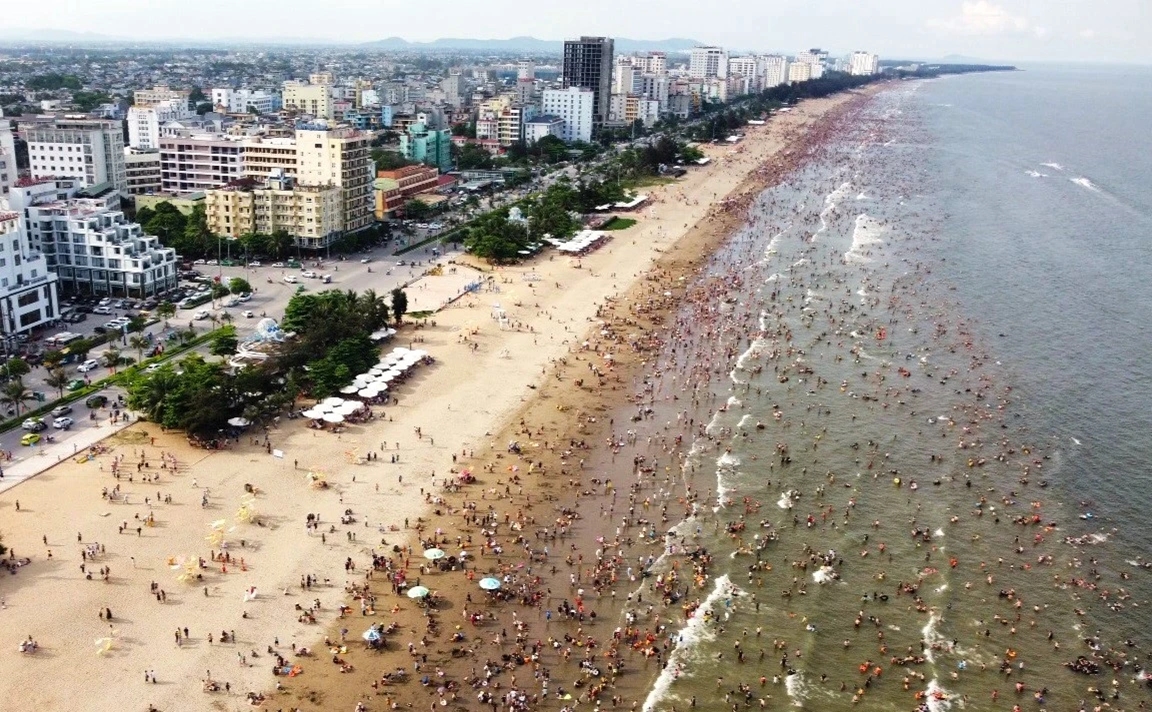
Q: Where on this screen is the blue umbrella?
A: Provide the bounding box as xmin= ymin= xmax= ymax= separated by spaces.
xmin=407 ymin=585 xmax=431 ymax=599
xmin=479 ymin=577 xmax=502 ymax=591
xmin=362 ymin=628 xmax=382 ymax=642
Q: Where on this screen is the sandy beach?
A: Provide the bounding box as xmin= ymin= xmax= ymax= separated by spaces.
xmin=0 ymin=88 xmax=868 ymax=712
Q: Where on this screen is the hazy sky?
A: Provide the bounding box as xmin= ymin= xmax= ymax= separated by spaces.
xmin=3 ymin=0 xmax=1149 ymax=63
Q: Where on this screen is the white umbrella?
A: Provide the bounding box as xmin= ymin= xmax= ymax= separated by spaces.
xmin=423 ymin=548 xmax=446 ymax=560
xmin=227 ymin=417 xmax=251 ymax=427
xmin=336 ymin=401 xmax=362 ymax=415
xmin=301 ymin=409 xmax=324 ymax=419
xmin=339 ymin=385 xmax=359 ymax=395
xmin=322 ymin=413 xmax=344 ymax=424
xmin=358 ymin=388 xmax=380 ymax=398
xmin=321 ymin=397 xmax=345 ymax=407
xmin=411 ymin=350 xmax=429 ymax=359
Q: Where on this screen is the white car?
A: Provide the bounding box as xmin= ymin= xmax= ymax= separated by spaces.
xmin=53 ymin=416 xmax=74 ymax=430
xmin=242 ymin=310 xmax=255 ymax=318
xmin=271 ymin=262 xmax=285 ymax=268
xmin=193 ymin=310 xmax=211 ymax=320
xmin=145 ymin=364 xmax=162 ymax=373
xmin=301 ymin=270 xmax=317 ymax=279
xmin=283 ymin=275 xmax=298 ymax=284
xmin=93 ymin=305 xmax=113 ymax=315
xmin=237 ymin=293 xmax=251 ymax=302
xmin=78 ymin=359 xmax=99 ymax=373
xmin=98 ymin=298 xmax=111 ymax=306
xmin=248 ymin=261 xmax=262 ymax=267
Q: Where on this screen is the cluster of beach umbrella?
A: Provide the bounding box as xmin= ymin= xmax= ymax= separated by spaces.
xmin=331 ymin=346 xmax=430 ymax=401
xmin=299 ymin=396 xmax=363 ymax=424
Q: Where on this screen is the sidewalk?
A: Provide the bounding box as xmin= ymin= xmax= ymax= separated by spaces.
xmin=0 ymin=412 xmax=139 ymax=495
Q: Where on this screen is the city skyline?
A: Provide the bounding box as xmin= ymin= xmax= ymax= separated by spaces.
xmin=0 ymin=0 xmax=1147 ymax=64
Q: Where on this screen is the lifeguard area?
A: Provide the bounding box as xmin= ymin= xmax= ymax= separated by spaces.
xmin=402 ymin=262 xmax=487 ymax=313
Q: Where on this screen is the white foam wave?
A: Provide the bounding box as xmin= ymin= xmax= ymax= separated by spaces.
xmin=1070 ymin=177 xmax=1100 ymax=192
xmin=921 ymin=612 xmax=944 ymax=664
xmin=812 ymin=566 xmax=837 ymax=584
xmin=923 ymin=679 xmax=955 ymax=712
xmin=845 ymin=214 xmax=884 ymax=264
xmin=784 ymin=672 xmax=809 ymax=707
xmin=1041 ymin=162 xmax=1064 ymax=171
xmin=640 ymin=575 xmax=739 ymax=712
xmin=1024 ymin=170 xmax=1047 ymax=178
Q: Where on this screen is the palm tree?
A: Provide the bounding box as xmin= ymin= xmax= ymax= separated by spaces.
xmin=129 ymin=335 xmax=150 ymax=364
xmin=219 ymin=311 xmax=234 ymax=327
xmin=156 ymin=301 xmax=176 ymax=328
xmin=1 ymin=378 xmax=34 ymax=417
xmin=45 ymin=367 xmax=70 ymax=400
xmin=101 ymin=347 xmax=122 ymax=373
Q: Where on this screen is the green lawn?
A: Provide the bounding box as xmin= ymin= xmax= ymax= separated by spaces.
xmin=601 ymin=217 xmax=638 ymax=231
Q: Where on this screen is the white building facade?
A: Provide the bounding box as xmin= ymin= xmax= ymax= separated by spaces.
xmin=849 ymin=52 xmax=880 ymax=76
xmin=19 ymin=117 xmax=127 ymax=192
xmin=541 ymin=87 xmax=595 ymax=144
xmin=211 ymin=88 xmax=278 ymax=114
xmin=0 ymin=209 xmax=59 ymax=335
xmin=128 ymin=100 xmax=192 ymax=150
xmin=760 ymin=56 xmax=790 ymax=88
xmin=0 ymin=109 xmax=16 ymax=198
xmin=689 ymin=47 xmax=728 ymax=80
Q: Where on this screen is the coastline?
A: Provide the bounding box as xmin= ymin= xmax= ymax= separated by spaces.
xmin=0 ymin=86 xmax=880 ymax=712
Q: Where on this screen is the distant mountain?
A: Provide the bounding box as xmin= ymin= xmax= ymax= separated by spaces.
xmin=0 ymin=28 xmax=126 ymax=43
xmin=360 ymin=36 xmax=704 ymax=54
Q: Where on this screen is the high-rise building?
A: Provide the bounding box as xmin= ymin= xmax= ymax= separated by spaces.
xmin=159 ymin=134 xmax=246 ymax=194
xmin=19 ymin=117 xmax=127 ymax=192
xmin=0 ymin=207 xmax=59 ymax=335
xmin=642 ymin=52 xmax=667 ymax=76
xmin=759 ymin=56 xmax=790 ymax=88
xmin=211 ymin=88 xmax=278 ymax=115
xmin=541 ymin=87 xmax=595 ymax=144
xmin=517 ymin=61 xmax=535 ymax=80
xmin=282 ymin=80 xmax=334 ymax=119
xmin=787 ymin=62 xmax=813 ymax=83
xmin=562 ymin=36 xmax=614 ymax=134
xmin=689 ymin=47 xmax=728 ymax=80
xmin=849 ymin=52 xmax=880 ymax=76
xmin=399 ymin=115 xmax=453 ymax=173
xmin=206 ymin=172 xmax=343 ymax=249
xmin=727 ymin=57 xmax=759 ymax=94
xmin=295 ymin=124 xmax=372 ymax=236
xmin=128 ymin=100 xmax=193 ymax=150
xmin=613 ymin=59 xmax=637 ymax=95
xmin=123 ymin=148 xmax=162 ymax=196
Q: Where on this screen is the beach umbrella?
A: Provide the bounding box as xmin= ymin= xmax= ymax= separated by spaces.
xmin=339 ymin=385 xmax=359 ymax=395
xmin=300 ymin=408 xmax=323 ymax=419
xmin=227 ymin=417 xmax=251 ymax=428
xmin=362 ymin=628 xmax=382 ymax=643
xmin=411 ymin=350 xmax=429 ymax=359
xmin=322 ymin=413 xmax=344 ymax=424
xmin=321 ymin=397 xmax=345 ymax=407
xmin=358 ymin=388 xmax=380 ymax=398
xmin=423 ymin=548 xmax=446 ymax=560
xmin=479 ymin=577 xmax=501 ymax=591
xmin=407 ymin=585 xmax=430 ymax=599
xmin=336 ymin=401 xmax=362 ymax=415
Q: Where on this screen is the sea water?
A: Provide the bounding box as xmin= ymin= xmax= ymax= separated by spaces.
xmin=628 ymin=66 xmax=1152 ymax=710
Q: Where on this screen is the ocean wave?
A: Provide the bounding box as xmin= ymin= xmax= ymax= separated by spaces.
xmin=1070 ymin=176 xmax=1100 ymax=192
xmin=845 ymin=214 xmax=885 ymax=264
xmin=1041 ymin=162 xmax=1064 ymax=171
xmin=640 ymin=576 xmax=740 ymax=712
xmin=1024 ymin=169 xmax=1047 ymax=178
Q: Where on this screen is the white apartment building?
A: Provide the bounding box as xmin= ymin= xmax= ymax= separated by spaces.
xmin=295 ymin=124 xmax=372 ymax=236
xmin=613 ymin=59 xmax=637 ymax=94
xmin=0 ymin=209 xmax=59 ymax=335
xmin=123 ymin=148 xmax=162 ymax=196
xmin=128 ymin=100 xmax=193 ymax=150
xmin=211 ymin=87 xmax=277 ymax=114
xmin=0 ymin=109 xmax=16 ymax=198
xmin=850 ymin=52 xmax=881 ymax=76
xmin=641 ymin=52 xmax=667 ymax=76
xmin=727 ymin=57 xmax=759 ymax=92
xmin=517 ymin=61 xmax=535 ymax=80
xmin=9 ymin=182 xmax=177 ymax=297
xmin=689 ymin=47 xmax=728 ymax=80
xmin=794 ymin=49 xmax=826 ymax=79
xmin=760 ymin=56 xmax=790 ymax=88
xmin=282 ymin=81 xmax=333 ymax=119
xmin=524 ymin=116 xmax=565 ymax=144
xmin=541 ymin=87 xmax=594 ymax=144
xmin=635 ymin=73 xmax=670 ymax=113
xmin=787 ymin=62 xmax=813 ymax=83
xmin=20 ymin=117 xmax=127 ymax=192
xmin=134 ymin=85 xmax=191 ymax=108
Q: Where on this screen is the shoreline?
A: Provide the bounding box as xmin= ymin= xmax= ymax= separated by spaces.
xmin=0 ymin=86 xmax=880 ymax=712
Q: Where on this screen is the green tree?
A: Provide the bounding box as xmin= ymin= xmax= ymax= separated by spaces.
xmin=0 ymin=378 xmax=33 ymax=416
xmin=45 ymin=368 xmax=69 ymax=399
xmin=371 ymin=149 xmax=412 ymax=170
xmin=210 ymin=326 xmax=239 ymax=357
xmin=129 ymin=335 xmax=150 ymax=363
xmin=454 ymin=142 xmax=493 ymax=170
xmin=127 ymin=316 xmax=147 ymax=333
xmin=404 ymin=199 xmax=432 ymax=220
xmin=228 ymin=277 xmax=253 ymax=295
xmin=156 ymin=301 xmax=176 ymax=326
xmin=71 ymin=91 xmax=112 ymax=112
xmin=210 ymin=282 xmax=230 ymax=299
xmin=463 ymin=209 xmax=529 ymax=262
xmin=42 ymin=350 xmax=65 ymax=371
xmin=101 ymin=347 xmax=122 ymax=373
xmin=3 ymin=357 xmax=31 ymax=380
xmin=144 ymin=202 xmax=188 ymax=249
xmin=269 ymin=229 xmax=294 ymax=260
xmin=181 ymin=204 xmax=214 ymax=257
xmin=390 ymin=288 xmax=408 ymax=325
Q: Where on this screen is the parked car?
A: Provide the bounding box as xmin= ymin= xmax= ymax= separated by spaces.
xmin=20 ymin=432 xmax=40 ymax=447
xmin=98 ymin=298 xmax=111 ymax=306
xmin=53 ymin=416 xmax=74 ymax=430
xmin=78 ymin=358 xmax=99 ymax=372
xmin=248 ymin=261 xmax=262 ymax=267
xmin=237 ymin=293 xmax=251 ymax=302
xmin=93 ymin=306 xmax=113 ymax=315
xmin=51 ymin=405 xmax=73 ymax=417
xmin=242 ymin=310 xmax=255 ymax=318
xmin=85 ymin=394 xmax=108 ymax=408
xmin=271 ymin=262 xmax=285 ymax=268
xmin=67 ymin=379 xmax=86 ymax=391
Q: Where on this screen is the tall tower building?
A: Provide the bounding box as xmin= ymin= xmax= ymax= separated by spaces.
xmin=562 ymin=36 xmax=614 ymax=134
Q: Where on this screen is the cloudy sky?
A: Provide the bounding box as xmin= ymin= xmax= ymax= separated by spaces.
xmin=2 ymin=0 xmax=1148 ymax=63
